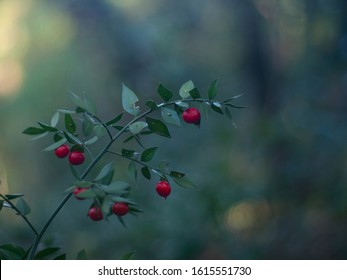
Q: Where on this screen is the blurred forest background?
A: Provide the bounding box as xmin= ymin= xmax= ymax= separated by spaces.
xmin=1 ymin=0 xmax=347 ymax=259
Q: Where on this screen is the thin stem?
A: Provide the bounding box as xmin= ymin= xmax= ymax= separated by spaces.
xmin=27 ymin=97 xmax=211 ymax=259
xmin=0 ymin=194 xmax=38 ymax=236
xmin=107 ymin=150 xmax=171 ymax=177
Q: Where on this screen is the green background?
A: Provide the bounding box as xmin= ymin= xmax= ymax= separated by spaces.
xmin=1 ymin=0 xmax=347 ymax=259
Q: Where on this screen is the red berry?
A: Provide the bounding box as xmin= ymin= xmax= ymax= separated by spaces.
xmin=54 ymin=144 xmax=70 ymax=158
xmin=156 ymin=181 xmax=171 ymax=198
xmin=88 ymin=207 xmax=103 ymax=221
xmin=73 ymin=187 xmax=87 ymax=200
xmin=182 ymin=107 xmax=201 ymax=124
xmin=68 ymin=151 xmax=85 ymax=165
xmin=112 ymin=202 xmax=129 ymax=216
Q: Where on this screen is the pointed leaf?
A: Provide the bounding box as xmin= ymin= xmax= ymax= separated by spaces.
xmin=83 ymin=94 xmax=97 ymax=115
xmin=211 ymin=102 xmax=224 ymax=114
xmin=0 ymin=244 xmax=26 ymax=260
xmin=94 ymin=163 xmax=113 ymax=181
xmin=100 ymin=181 xmax=129 ymax=194
xmin=84 ymin=136 xmax=98 ymax=145
xmin=222 ymin=94 xmax=244 ymax=103
xmin=16 ymin=197 xmax=31 ymax=216
xmin=22 ymin=127 xmax=46 ymax=135
xmin=63 ymin=131 xmax=83 ymax=145
xmin=38 ymin=122 xmax=58 ymax=132
xmin=117 ymin=216 xmax=127 ymax=227
xmin=106 ymin=112 xmax=123 ymax=126
xmin=93 ymin=124 xmax=106 ymax=138
xmin=129 ymin=121 xmax=148 ymax=134
xmin=172 ymin=175 xmax=197 ymax=189
xmin=157 ymin=84 xmax=173 ymax=102
xmin=179 ymin=80 xmax=194 ymax=98
xmin=101 ymin=197 xmax=111 ymax=215
xmin=189 ymin=88 xmax=201 ymax=99
xmin=70 ymin=92 xmax=85 ymax=110
xmin=141 ymin=167 xmax=151 ymax=180
xmin=122 ymin=84 xmax=140 ymax=116
xmin=145 ymin=100 xmax=159 ymax=111
xmin=121 ymin=250 xmax=136 ymax=260
xmin=75 ymin=188 xmax=96 ymax=199
xmin=50 ymin=112 xmax=60 ymax=127
xmin=101 ymin=169 xmax=115 ymax=185
xmin=43 ymin=138 xmax=67 ymax=151
xmin=141 ymin=147 xmax=157 ymax=162
xmin=65 ymin=114 xmax=76 ymax=134
xmin=170 ymin=171 xmax=185 ymax=179
xmin=29 ymin=131 xmax=49 ymax=141
xmin=158 ymin=160 xmax=170 ymax=170
xmin=5 ymin=193 xmax=24 ymax=200
xmin=208 ymin=79 xmax=218 ymax=100
xmin=82 ymin=118 xmax=94 ymax=137
xmin=146 ymin=117 xmax=171 ymax=138
xmin=161 ymin=108 xmax=181 ymax=127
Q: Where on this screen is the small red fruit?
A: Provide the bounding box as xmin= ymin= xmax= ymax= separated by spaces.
xmin=112 ymin=202 xmax=129 ymax=216
xmin=88 ymin=207 xmax=103 ymax=221
xmin=54 ymin=144 xmax=70 ymax=158
xmin=156 ymin=181 xmax=171 ymax=198
xmin=73 ymin=187 xmax=87 ymax=200
xmin=182 ymin=107 xmax=201 ymax=124
xmin=68 ymin=151 xmax=85 ymax=165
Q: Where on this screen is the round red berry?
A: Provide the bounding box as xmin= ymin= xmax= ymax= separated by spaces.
xmin=73 ymin=187 xmax=87 ymax=200
xmin=156 ymin=181 xmax=171 ymax=198
xmin=182 ymin=107 xmax=201 ymax=124
xmin=54 ymin=144 xmax=70 ymax=158
xmin=68 ymin=151 xmax=85 ymax=165
xmin=112 ymin=202 xmax=129 ymax=216
xmin=88 ymin=207 xmax=103 ymax=221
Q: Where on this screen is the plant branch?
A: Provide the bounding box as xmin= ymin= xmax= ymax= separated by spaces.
xmin=0 ymin=194 xmax=38 ymax=236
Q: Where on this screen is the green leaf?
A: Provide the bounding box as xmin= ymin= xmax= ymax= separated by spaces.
xmin=175 ymin=101 xmax=189 ymax=108
xmin=179 ymin=80 xmax=194 ymax=98
xmin=158 ymin=160 xmax=170 ymax=170
xmin=141 ymin=167 xmax=151 ymax=180
xmin=211 ymin=102 xmax=224 ymax=114
xmin=22 ymin=127 xmax=46 ymax=135
xmin=122 ymin=148 xmax=135 ymax=158
xmin=63 ymin=131 xmax=83 ymax=145
xmin=70 ymin=92 xmax=85 ymax=110
xmin=106 ymin=112 xmax=123 ymax=126
xmin=161 ymin=108 xmax=181 ymax=127
xmin=189 ymin=88 xmax=201 ymax=99
xmin=84 ymin=136 xmax=98 ymax=145
xmin=145 ymin=100 xmax=158 ymax=111
xmin=157 ymin=83 xmax=173 ymax=102
xmin=222 ymin=94 xmax=244 ymax=103
xmin=128 ymin=161 xmax=137 ymax=183
xmin=57 ymin=109 xmax=76 ymax=114
xmin=123 ymin=135 xmax=135 ymax=144
xmin=82 ymin=118 xmax=94 ymax=137
xmin=170 ymin=171 xmax=185 ymax=179
xmin=129 ymin=121 xmax=148 ymax=134
xmin=141 ymin=147 xmax=157 ymax=162
xmin=117 ymin=216 xmax=127 ymax=227
xmin=37 ymin=122 xmax=58 ymax=132
xmin=83 ymin=94 xmax=97 ymax=115
xmin=101 ymin=169 xmax=115 ymax=185
xmin=101 ymin=197 xmax=111 ymax=215
xmin=94 ymin=163 xmax=113 ymax=181
xmin=100 ymin=181 xmax=129 ymax=194
xmin=75 ymin=188 xmax=96 ymax=199
xmin=16 ymin=197 xmax=31 ymax=215
xmin=5 ymin=193 xmax=24 ymax=200
xmin=29 ymin=131 xmax=49 ymax=141
xmin=122 ymin=83 xmax=140 ymax=116
xmin=208 ymin=79 xmax=218 ymax=100
xmin=172 ymin=175 xmax=197 ymax=189
xmin=146 ymin=117 xmax=171 ymax=138
xmin=121 ymin=250 xmax=136 ymax=260
xmin=0 ymin=200 xmax=4 ymax=212
xmin=93 ymin=124 xmax=106 ymax=138
xmin=76 ymin=249 xmax=88 ymax=260
xmin=0 ymin=244 xmax=26 ymax=260
xmin=34 ymin=247 xmax=60 ymax=260
xmin=65 ymin=114 xmax=76 ymax=134
xmin=43 ymin=138 xmax=67 ymax=152
xmin=51 ymin=112 xmax=60 ymax=127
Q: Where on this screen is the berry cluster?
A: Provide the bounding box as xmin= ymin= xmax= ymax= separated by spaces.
xmin=54 ymin=144 xmax=85 ymax=165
